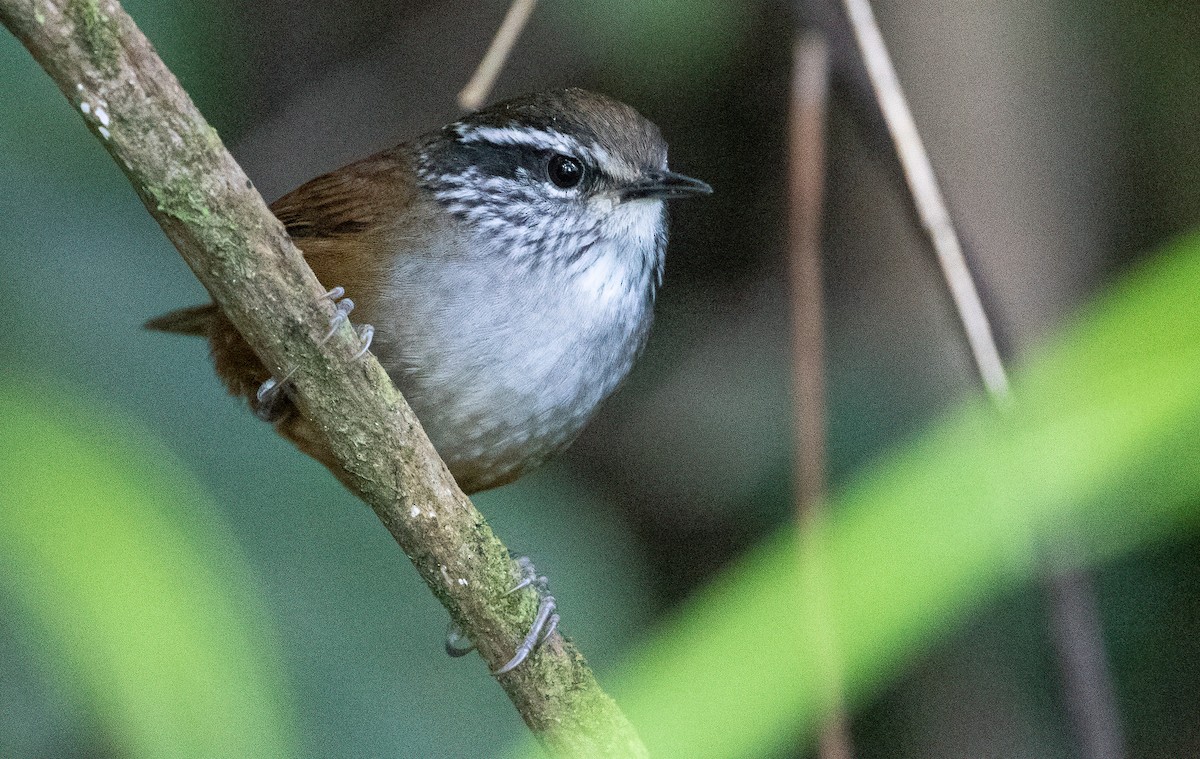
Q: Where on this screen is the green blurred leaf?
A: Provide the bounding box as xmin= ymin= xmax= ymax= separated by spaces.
xmin=508 ymin=232 xmax=1200 ymax=758
xmin=0 ymin=381 xmax=298 ymax=758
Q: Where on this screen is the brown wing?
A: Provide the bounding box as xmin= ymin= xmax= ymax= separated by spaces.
xmin=270 ymin=146 xmax=418 ymax=301
xmin=271 ymin=151 xmax=414 ymax=238
xmin=146 ymin=145 xmax=420 ymax=484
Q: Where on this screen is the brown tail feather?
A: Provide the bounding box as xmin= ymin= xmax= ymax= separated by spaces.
xmin=145 ymin=300 xmax=358 ymax=489
xmin=144 ymin=304 xmax=219 ymax=336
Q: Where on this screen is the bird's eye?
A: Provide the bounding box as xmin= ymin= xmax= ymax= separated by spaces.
xmin=547 ymin=154 xmax=584 ymax=189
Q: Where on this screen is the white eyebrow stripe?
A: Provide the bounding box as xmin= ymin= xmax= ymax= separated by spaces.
xmin=456 ymin=124 xmax=583 ymax=156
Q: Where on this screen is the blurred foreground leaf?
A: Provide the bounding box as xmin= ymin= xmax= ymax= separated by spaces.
xmin=0 ymin=382 xmax=298 ymax=758
xmin=509 ymin=233 xmax=1200 ymax=758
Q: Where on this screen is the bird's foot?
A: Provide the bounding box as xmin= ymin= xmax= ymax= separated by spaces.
xmin=252 ymin=286 xmax=374 ymax=421
xmin=442 ymin=556 xmax=560 ymax=675
xmin=495 ymin=557 xmax=559 ymax=675
xmin=320 ymin=286 xmax=375 ymax=356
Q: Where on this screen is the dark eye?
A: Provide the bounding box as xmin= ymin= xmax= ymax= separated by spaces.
xmin=547 ymin=154 xmax=584 ymax=189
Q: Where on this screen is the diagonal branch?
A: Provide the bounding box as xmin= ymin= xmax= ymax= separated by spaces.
xmin=0 ymin=1 xmax=644 ymax=756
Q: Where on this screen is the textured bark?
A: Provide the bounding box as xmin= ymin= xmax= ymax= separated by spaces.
xmin=0 ymin=1 xmax=645 ymax=755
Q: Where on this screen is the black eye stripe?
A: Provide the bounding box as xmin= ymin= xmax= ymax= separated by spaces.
xmin=465 ymin=145 xmax=598 ymax=190
xmin=422 ymin=131 xmax=607 ymax=193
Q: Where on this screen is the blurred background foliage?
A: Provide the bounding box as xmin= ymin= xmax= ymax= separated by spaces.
xmin=1 ymin=0 xmax=1199 ymax=757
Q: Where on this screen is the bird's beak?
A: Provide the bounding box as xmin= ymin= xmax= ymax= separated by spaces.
xmin=621 ymin=170 xmax=713 ymax=201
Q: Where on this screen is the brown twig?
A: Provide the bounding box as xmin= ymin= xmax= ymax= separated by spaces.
xmin=458 ymin=0 xmax=538 ymax=111
xmin=836 ymin=1 xmax=1125 ymax=756
xmin=789 ymin=32 xmax=831 ymax=513
xmin=1046 ymin=567 xmax=1126 ymax=759
xmin=0 ymin=1 xmax=644 ymax=756
xmin=787 ymin=32 xmax=856 ymax=759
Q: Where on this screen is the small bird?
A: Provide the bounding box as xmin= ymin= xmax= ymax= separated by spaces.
xmin=148 ymin=88 xmax=709 ymax=673
xmin=148 ymin=88 xmax=710 ymax=495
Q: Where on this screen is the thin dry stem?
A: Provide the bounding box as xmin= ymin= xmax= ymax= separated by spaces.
xmin=838 ymin=0 xmax=1010 ymax=402
xmin=458 ymin=0 xmax=538 ymax=111
xmin=789 ymin=32 xmax=831 ymax=511
xmin=1046 ymin=568 xmax=1126 ymax=759
xmin=788 ymin=31 xmax=856 ymax=759
xmin=837 ymin=2 xmax=1125 ymax=756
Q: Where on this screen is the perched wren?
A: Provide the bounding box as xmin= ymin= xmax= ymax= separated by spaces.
xmin=148 ymin=88 xmax=711 ymax=493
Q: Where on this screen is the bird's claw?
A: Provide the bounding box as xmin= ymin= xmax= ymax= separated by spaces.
xmin=254 ymin=370 xmax=295 ymax=421
xmin=445 ymin=623 xmax=474 ymax=658
xmin=441 ymin=557 xmax=561 ymax=675
xmin=253 ymin=286 xmax=374 ymax=419
xmin=494 ymin=557 xmax=559 ymax=675
xmin=323 ymin=294 xmax=355 ymax=341
xmin=352 ymin=323 xmax=375 ymax=359
xmin=494 ymin=592 xmax=558 ymax=675
xmin=322 ymin=286 xmax=374 ymax=357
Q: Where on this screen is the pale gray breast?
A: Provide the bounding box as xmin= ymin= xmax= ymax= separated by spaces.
xmin=371 ymin=229 xmax=657 ymax=491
